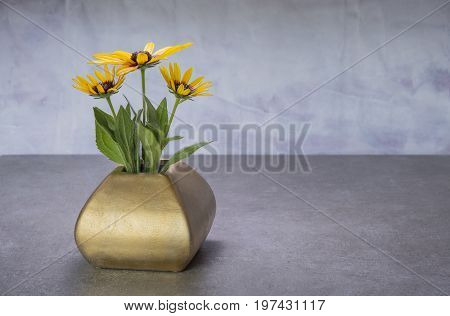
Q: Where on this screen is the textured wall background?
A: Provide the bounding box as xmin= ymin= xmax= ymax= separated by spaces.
xmin=0 ymin=0 xmax=449 ymax=155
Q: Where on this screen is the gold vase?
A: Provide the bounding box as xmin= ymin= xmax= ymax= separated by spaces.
xmin=74 ymin=161 xmax=216 ymax=272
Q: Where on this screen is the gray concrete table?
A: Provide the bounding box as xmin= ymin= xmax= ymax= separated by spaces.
xmin=0 ymin=155 xmax=449 ymax=295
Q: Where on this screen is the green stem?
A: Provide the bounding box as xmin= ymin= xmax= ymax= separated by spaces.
xmin=105 ymin=96 xmax=116 ymax=118
xmin=140 ymin=68 xmax=146 ymax=172
xmin=134 ymin=126 xmax=140 ymax=174
xmin=168 ymin=98 xmax=181 ymax=134
xmin=141 ymin=68 xmax=146 ymax=125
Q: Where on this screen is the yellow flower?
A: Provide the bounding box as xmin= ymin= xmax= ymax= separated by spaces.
xmin=160 ymin=63 xmax=212 ymax=99
xmin=90 ymin=41 xmax=192 ymax=76
xmin=72 ymin=65 xmax=125 ymax=98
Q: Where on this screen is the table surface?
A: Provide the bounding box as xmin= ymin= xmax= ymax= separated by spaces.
xmin=0 ymin=155 xmax=449 ymax=296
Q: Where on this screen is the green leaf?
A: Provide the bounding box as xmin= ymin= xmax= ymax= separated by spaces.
xmin=133 ymin=109 xmax=143 ymax=123
xmin=144 ymin=122 xmax=164 ymax=144
xmin=123 ymin=95 xmax=139 ymax=120
xmin=93 ymin=107 xmax=115 ymax=135
xmin=115 ymin=107 xmax=134 ymax=151
xmin=165 ymin=135 xmax=183 ymax=142
xmin=95 ymin=120 xmax=126 ymax=165
xmin=144 ymin=96 xmax=159 ymax=128
xmin=161 ymin=135 xmax=183 ymax=149
xmin=114 ymin=106 xmax=136 ymax=172
xmin=123 ymin=95 xmax=134 ymax=112
xmin=161 ymin=141 xmax=211 ymax=173
xmin=138 ymin=122 xmax=161 ymax=173
xmin=156 ymin=98 xmax=168 ymax=133
xmin=133 ymin=109 xmax=143 ymax=171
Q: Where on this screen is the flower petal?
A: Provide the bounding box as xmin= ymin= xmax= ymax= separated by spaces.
xmin=144 ymin=42 xmax=155 ymax=54
xmin=76 ymin=76 xmax=90 ymax=88
xmin=117 ymin=65 xmax=138 ymax=76
xmin=96 ymin=84 xmax=105 ymax=94
xmin=193 ymin=82 xmax=212 ymax=94
xmin=153 ymin=46 xmax=171 ymax=57
xmin=169 ymin=63 xmax=175 ymax=79
xmin=174 ymin=63 xmax=181 ymax=82
xmin=72 ymin=84 xmax=89 ymax=94
xmin=177 ymin=84 xmax=185 ymax=95
xmin=111 ymin=51 xmax=132 ymax=60
xmin=103 ymin=65 xmax=112 ymax=81
xmin=156 ymin=42 xmax=192 ymax=59
xmin=90 ymin=51 xmax=132 ymax=65
xmin=114 ymin=76 xmax=125 ymax=89
xmin=87 ymin=74 xmax=98 ymax=86
xmin=181 ymin=67 xmax=193 ymax=83
xmin=190 ymin=76 xmax=204 ymax=87
xmin=88 ymin=85 xmax=97 ymax=95
xmin=94 ymin=70 xmax=106 ymax=82
xmin=160 ymin=66 xmax=171 ymax=85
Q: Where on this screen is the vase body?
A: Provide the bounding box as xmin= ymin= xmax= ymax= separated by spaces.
xmin=74 ymin=162 xmax=215 ymax=272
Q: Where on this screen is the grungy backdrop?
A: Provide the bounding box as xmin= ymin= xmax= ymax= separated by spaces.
xmin=0 ymin=0 xmax=449 ymax=155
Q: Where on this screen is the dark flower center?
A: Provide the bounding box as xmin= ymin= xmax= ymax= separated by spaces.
xmin=175 ymin=81 xmax=194 ymax=92
xmin=93 ymin=80 xmax=114 ymax=94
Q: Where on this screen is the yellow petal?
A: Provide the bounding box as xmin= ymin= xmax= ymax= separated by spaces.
xmin=182 ymin=88 xmax=191 ymax=96
xmin=193 ymin=87 xmax=206 ymax=95
xmin=181 ymin=67 xmax=193 ymax=83
xmin=190 ymin=76 xmax=204 ymax=87
xmin=90 ymin=51 xmax=132 ymax=66
xmin=177 ymin=84 xmax=185 ymax=95
xmin=114 ymin=76 xmax=125 ymax=89
xmin=117 ymin=65 xmax=129 ymax=72
xmin=117 ymin=66 xmax=138 ymax=76
xmin=76 ymin=76 xmax=90 ymax=86
xmin=86 ymin=74 xmax=98 ymax=85
xmin=194 ymin=83 xmax=211 ymax=94
xmin=72 ymin=78 xmax=81 ymax=86
xmin=107 ymin=88 xmax=117 ymax=93
xmin=88 ymin=85 xmax=97 ymax=95
xmin=153 ymin=46 xmax=171 ymax=57
xmin=170 ymin=79 xmax=176 ymax=92
xmin=96 ymin=84 xmax=105 ymax=94
xmin=156 ymin=42 xmax=193 ymax=59
xmin=160 ymin=66 xmax=171 ymax=85
xmin=169 ymin=63 xmax=175 ymax=79
xmin=90 ymin=53 xmax=123 ymax=64
xmin=94 ymin=70 xmax=105 ymax=82
xmin=72 ymin=84 xmax=89 ymax=93
xmin=144 ymin=42 xmax=155 ymax=54
xmin=103 ymin=65 xmax=112 ymax=81
xmin=149 ymin=55 xmax=165 ymax=63
xmin=99 ymin=59 xmax=125 ymax=65
xmin=174 ymin=63 xmax=181 ymax=82
xmin=111 ymin=51 xmax=132 ymax=60
xmin=197 ymin=81 xmax=212 ymax=89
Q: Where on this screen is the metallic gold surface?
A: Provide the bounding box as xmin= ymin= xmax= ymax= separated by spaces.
xmin=74 ymin=162 xmax=216 ymax=272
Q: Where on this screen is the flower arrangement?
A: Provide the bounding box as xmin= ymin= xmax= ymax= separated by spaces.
xmin=72 ymin=41 xmax=212 ymax=173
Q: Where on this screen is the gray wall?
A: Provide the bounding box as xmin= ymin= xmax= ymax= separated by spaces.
xmin=1 ymin=0 xmax=449 ymax=155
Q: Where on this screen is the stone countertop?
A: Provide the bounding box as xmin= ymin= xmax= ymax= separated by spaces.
xmin=0 ymin=155 xmax=449 ymax=295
